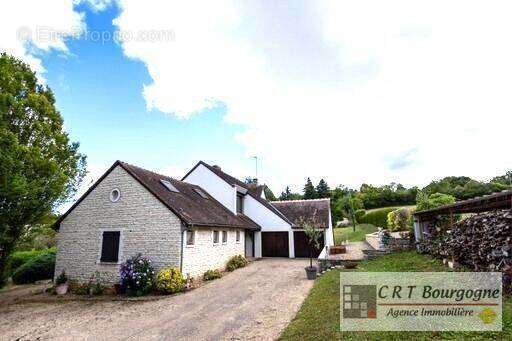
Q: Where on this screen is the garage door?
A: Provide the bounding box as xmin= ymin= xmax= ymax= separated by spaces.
xmin=262 ymin=232 xmax=289 ymax=257
xmin=293 ymin=231 xmax=325 ymax=258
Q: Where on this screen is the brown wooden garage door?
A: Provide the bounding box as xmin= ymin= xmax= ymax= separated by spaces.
xmin=293 ymin=231 xmax=325 ymax=258
xmin=262 ymin=232 xmax=289 ymax=257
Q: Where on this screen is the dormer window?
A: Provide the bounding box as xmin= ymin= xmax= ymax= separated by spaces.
xmin=236 ymin=193 xmax=244 ymax=214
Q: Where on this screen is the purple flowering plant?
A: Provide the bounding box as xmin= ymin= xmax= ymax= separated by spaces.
xmin=119 ymin=253 xmax=155 ymax=296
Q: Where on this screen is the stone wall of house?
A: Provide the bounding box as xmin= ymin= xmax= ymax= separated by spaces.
xmin=55 ymin=165 xmax=183 ymax=283
xmin=181 ymin=228 xmax=245 ymax=278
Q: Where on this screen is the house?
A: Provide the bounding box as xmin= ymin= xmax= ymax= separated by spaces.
xmin=54 ymin=160 xmax=333 ymax=282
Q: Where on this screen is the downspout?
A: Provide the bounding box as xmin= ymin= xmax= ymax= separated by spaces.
xmin=179 ymin=222 xmax=186 ymax=273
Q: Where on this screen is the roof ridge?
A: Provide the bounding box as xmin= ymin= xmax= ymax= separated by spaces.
xmin=119 ymin=160 xmax=189 ymax=184
xmin=271 ymin=198 xmax=331 ymax=203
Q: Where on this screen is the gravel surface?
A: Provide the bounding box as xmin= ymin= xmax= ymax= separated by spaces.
xmin=0 ymin=258 xmax=314 ymax=340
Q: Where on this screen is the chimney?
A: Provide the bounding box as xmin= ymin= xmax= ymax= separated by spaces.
xmin=212 ymin=165 xmax=221 ymax=171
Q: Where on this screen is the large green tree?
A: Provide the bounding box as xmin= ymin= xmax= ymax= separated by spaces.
xmin=303 ymin=178 xmax=317 ymax=199
xmin=0 ymin=53 xmax=86 ymax=285
xmin=315 ymin=179 xmax=330 ymax=198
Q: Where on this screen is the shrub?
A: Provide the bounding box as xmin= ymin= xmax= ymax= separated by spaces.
xmin=55 ymin=269 xmax=68 ymax=285
xmin=7 ymin=247 xmax=56 ymax=275
xmin=226 ymin=255 xmax=248 ymax=272
xmin=119 ymin=254 xmax=155 ymax=296
xmin=203 ymin=269 xmax=222 ymax=281
xmin=358 ymin=207 xmax=397 ymax=227
xmin=74 ymin=272 xmax=105 ymax=295
xmin=155 ymin=268 xmax=185 ymax=294
xmin=354 ymin=209 xmax=366 ymax=223
xmin=12 ymin=253 xmax=56 ymax=284
xmin=387 ymin=208 xmax=412 ymax=232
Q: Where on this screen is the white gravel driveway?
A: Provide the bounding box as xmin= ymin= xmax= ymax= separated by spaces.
xmin=0 ymin=258 xmax=313 ymax=340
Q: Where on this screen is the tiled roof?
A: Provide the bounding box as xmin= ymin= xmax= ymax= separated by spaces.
xmin=186 ymin=161 xmax=293 ymax=225
xmin=55 ymin=161 xmax=260 ymax=231
xmin=270 ymin=199 xmax=331 ymax=229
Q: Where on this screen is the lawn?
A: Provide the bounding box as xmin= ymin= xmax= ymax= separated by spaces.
xmin=366 ymin=205 xmax=416 ymax=213
xmin=279 ymin=251 xmax=511 ymax=340
xmin=334 ymin=224 xmax=378 ymax=244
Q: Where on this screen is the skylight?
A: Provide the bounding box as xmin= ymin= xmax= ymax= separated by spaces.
xmin=160 ymin=179 xmax=179 ymax=193
xmin=193 ymin=188 xmax=208 ymax=199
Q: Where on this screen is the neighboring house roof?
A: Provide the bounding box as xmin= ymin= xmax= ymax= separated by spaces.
xmin=55 ymin=161 xmax=260 ymax=231
xmin=270 ymin=199 xmax=331 ymax=229
xmin=183 ymin=161 xmax=293 ymax=225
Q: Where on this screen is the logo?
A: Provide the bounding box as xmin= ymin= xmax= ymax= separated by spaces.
xmin=342 ymin=285 xmax=377 ymax=318
xmin=479 ymin=308 xmax=497 ymax=324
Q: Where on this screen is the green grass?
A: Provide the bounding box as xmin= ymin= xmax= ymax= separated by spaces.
xmin=334 ymin=224 xmax=378 ymax=244
xmin=366 ymin=205 xmax=416 ymax=213
xmin=279 ymin=251 xmax=511 ymax=340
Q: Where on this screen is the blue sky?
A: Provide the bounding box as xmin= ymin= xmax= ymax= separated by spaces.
xmin=1 ymin=0 xmax=511 ymax=203
xmin=42 ymin=3 xmax=250 ymax=181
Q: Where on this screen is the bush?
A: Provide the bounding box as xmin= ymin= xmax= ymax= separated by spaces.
xmin=226 ymin=255 xmax=248 ymax=272
xmin=203 ymin=269 xmax=222 ymax=281
xmin=72 ymin=272 xmax=105 ymax=296
xmin=155 ymin=268 xmax=185 ymax=294
xmin=358 ymin=207 xmax=397 ymax=227
xmin=12 ymin=253 xmax=56 ymax=284
xmin=387 ymin=208 xmax=412 ymax=231
xmin=354 ymin=209 xmax=366 ymax=223
xmin=119 ymin=254 xmax=155 ymax=296
xmin=7 ymin=247 xmax=56 ymax=275
xmin=55 ymin=269 xmax=68 ymax=285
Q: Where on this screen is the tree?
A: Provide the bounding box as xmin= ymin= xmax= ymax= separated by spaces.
xmin=0 ymin=53 xmax=86 ymax=285
xmin=263 ymin=185 xmax=276 ymax=201
xmin=416 ymin=191 xmax=456 ymax=212
xmin=303 ymin=178 xmax=317 ymax=199
xmin=302 ymin=222 xmax=322 ymax=268
xmin=279 ymin=186 xmax=302 ymax=201
xmin=315 ymin=179 xmax=330 ymax=198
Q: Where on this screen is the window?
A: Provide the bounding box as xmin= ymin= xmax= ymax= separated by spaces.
xmin=213 ymin=230 xmax=219 ymax=244
xmin=186 ymin=230 xmax=195 ymax=246
xmin=193 ymin=187 xmax=209 ymax=199
xmin=236 ymin=194 xmax=244 ymax=214
xmin=160 ymin=179 xmax=180 ymax=193
xmin=100 ymin=231 xmax=120 ymax=262
xmin=236 ymin=230 xmax=240 ymax=243
xmin=110 ymin=188 xmax=121 ymax=202
xmin=222 ymin=230 xmax=228 ymax=244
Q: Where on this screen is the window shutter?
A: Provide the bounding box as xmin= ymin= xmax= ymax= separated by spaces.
xmin=101 ymin=231 xmax=120 ymax=262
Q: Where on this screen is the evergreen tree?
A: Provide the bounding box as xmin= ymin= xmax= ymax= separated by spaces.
xmin=279 ymin=186 xmax=292 ymax=200
xmin=263 ymin=185 xmax=277 ymax=201
xmin=303 ymin=178 xmax=317 ymax=199
xmin=316 ymin=179 xmax=330 ymax=198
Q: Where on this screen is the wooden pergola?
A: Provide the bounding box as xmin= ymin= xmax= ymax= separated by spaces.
xmin=413 ymin=189 xmax=512 ymax=242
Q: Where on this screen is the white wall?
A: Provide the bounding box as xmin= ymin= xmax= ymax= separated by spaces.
xmin=243 ymin=195 xmax=290 ymax=230
xmin=181 ymin=228 xmax=245 ymax=277
xmin=183 ymin=164 xmax=236 ymax=213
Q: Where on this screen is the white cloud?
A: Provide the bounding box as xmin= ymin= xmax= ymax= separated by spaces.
xmin=112 ymin=0 xmax=512 ymax=193
xmin=0 ymin=0 xmax=86 ymax=77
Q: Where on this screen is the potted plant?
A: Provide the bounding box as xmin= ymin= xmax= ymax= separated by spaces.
xmin=303 ymin=222 xmax=322 ymax=280
xmin=55 ymin=269 xmax=68 ymax=295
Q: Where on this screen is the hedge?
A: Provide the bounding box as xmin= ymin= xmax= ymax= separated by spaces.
xmin=358 ymin=207 xmax=397 ymax=227
xmin=12 ymin=252 xmax=56 ymax=284
xmin=7 ymin=247 xmax=56 ymax=276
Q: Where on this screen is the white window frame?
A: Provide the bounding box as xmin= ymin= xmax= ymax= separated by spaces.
xmin=222 ymin=230 xmax=228 ymax=244
xmin=186 ymin=230 xmax=195 ymax=247
xmin=97 ymin=228 xmax=123 ymax=264
xmin=109 ymin=188 xmax=121 ymax=202
xmin=236 ymin=230 xmax=241 ymax=243
xmin=213 ymin=230 xmax=220 ymax=245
